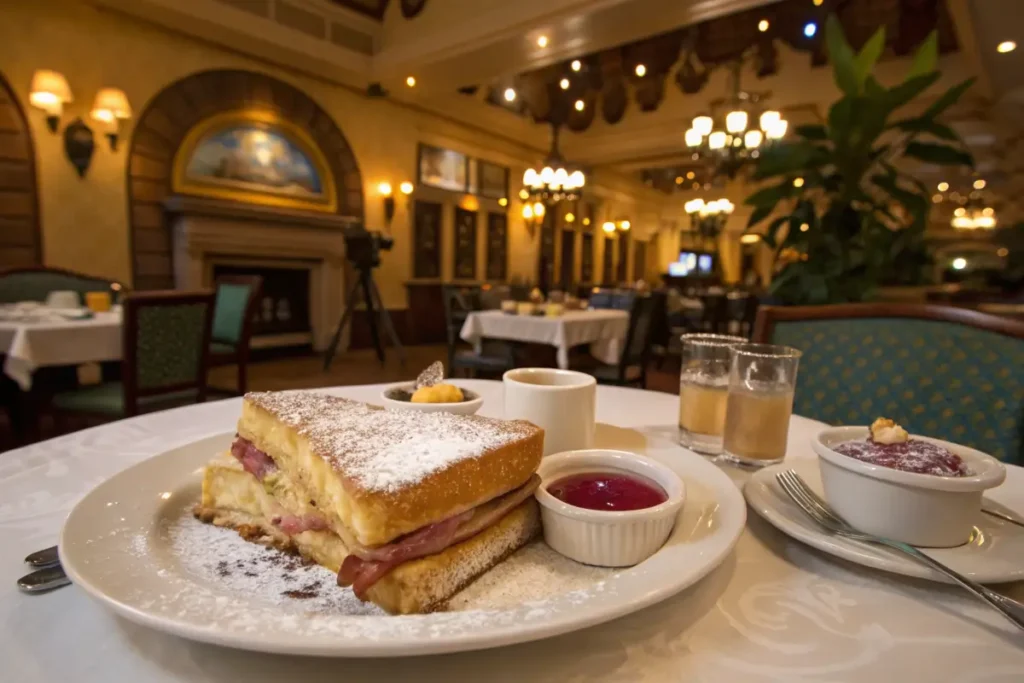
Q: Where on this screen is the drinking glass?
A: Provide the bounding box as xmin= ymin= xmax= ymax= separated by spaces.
xmin=721 ymin=343 xmax=802 ymax=468
xmin=678 ymin=334 xmax=746 ymax=455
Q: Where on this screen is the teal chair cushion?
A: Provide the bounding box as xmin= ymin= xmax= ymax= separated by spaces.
xmin=211 ymin=283 xmax=253 ymax=345
xmin=52 ymin=382 xmax=199 ymax=416
xmin=771 ymin=318 xmax=1024 ymax=464
xmin=210 ymin=341 xmax=236 ymax=356
xmin=0 ymin=271 xmax=117 ymax=304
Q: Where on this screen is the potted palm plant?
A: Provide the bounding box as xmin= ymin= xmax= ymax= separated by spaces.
xmin=745 ymin=16 xmax=975 ymax=305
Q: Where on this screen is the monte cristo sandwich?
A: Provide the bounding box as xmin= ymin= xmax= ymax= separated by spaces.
xmin=194 ymin=391 xmax=544 ymax=614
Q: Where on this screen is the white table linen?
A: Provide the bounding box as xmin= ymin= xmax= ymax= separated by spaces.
xmin=0 ymin=310 xmax=122 ymax=389
xmin=3 ymin=380 xmax=1022 ymax=683
xmin=460 ymin=310 xmax=629 ymax=369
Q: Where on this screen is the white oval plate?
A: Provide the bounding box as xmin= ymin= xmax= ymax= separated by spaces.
xmin=745 ymin=459 xmax=1024 ymax=584
xmin=60 ymin=431 xmax=745 ymax=657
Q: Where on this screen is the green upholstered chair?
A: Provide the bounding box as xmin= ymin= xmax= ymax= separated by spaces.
xmin=53 ymin=290 xmax=215 ymax=418
xmin=0 ymin=266 xmax=125 ymax=305
xmin=753 ymin=304 xmax=1024 ymax=464
xmin=207 ymin=275 xmax=262 ymax=395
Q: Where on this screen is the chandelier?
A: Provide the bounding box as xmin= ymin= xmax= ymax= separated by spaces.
xmin=684 ymin=61 xmax=787 ymax=176
xmin=522 ymin=125 xmax=586 ymax=205
xmin=934 ymin=178 xmax=997 ymax=230
xmin=685 ymin=198 xmax=734 ymax=246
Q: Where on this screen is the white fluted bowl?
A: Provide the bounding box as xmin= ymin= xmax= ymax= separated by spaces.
xmin=535 ymin=449 xmax=686 ymax=567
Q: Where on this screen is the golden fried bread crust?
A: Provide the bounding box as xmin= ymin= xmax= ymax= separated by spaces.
xmin=236 ymin=392 xmax=543 ymax=546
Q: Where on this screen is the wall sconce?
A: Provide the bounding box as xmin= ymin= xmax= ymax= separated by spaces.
xmin=29 ymin=69 xmax=73 ymax=132
xmin=399 ymin=181 xmax=414 ymax=196
xmin=90 ymin=87 xmax=132 ymax=151
xmin=601 ymin=221 xmax=616 ymax=234
xmin=378 ymin=182 xmax=395 ymax=225
xmin=618 ymin=220 xmax=631 ymax=231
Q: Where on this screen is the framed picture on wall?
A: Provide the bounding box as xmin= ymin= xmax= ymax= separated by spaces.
xmin=477 ymin=161 xmax=509 ymax=199
xmin=418 ymin=144 xmax=468 ymax=192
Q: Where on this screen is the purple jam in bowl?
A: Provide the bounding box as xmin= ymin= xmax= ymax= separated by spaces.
xmin=832 ymin=438 xmax=970 ymax=477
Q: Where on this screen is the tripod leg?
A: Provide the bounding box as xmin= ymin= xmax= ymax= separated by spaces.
xmin=370 ymin=277 xmax=406 ymax=367
xmin=361 ymin=271 xmax=385 ymax=365
xmin=323 ymin=274 xmax=367 ymax=371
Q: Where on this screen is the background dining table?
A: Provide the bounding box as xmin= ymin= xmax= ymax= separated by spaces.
xmin=460 ymin=309 xmax=629 ymax=369
xmin=0 ymin=308 xmax=122 ymax=390
xmin=2 ymin=381 xmax=1022 ymax=682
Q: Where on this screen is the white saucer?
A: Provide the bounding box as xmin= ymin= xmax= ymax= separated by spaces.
xmin=745 ymin=458 xmax=1024 ymax=584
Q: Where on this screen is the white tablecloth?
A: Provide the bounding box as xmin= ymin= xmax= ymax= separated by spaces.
xmin=0 ymin=311 xmax=122 ymax=389
xmin=3 ymin=381 xmax=1022 ymax=682
xmin=460 ymin=310 xmax=629 ymax=369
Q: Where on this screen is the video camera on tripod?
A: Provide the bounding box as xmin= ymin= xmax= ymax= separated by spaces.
xmin=323 ymin=223 xmax=405 ymax=370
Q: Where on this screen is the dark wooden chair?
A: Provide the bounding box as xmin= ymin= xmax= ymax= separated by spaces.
xmin=442 ymin=285 xmax=514 ymax=377
xmin=754 ymin=303 xmax=1024 ymax=464
xmin=588 ymin=294 xmax=660 ymax=388
xmin=0 ymin=265 xmax=126 ymax=305
xmin=589 ymin=288 xmax=614 ymax=309
xmin=52 ymin=290 xmax=215 ymax=419
xmin=207 ymin=275 xmax=263 ymax=395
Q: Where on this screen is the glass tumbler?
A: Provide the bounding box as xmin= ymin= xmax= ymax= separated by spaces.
xmin=721 ymin=343 xmax=802 ymax=468
xmin=678 ymin=334 xmax=746 ymax=455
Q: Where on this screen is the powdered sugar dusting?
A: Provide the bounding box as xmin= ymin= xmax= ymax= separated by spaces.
xmin=244 ymin=391 xmax=539 ymax=492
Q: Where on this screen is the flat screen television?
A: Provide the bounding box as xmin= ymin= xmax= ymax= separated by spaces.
xmin=669 ymin=251 xmax=715 ymax=277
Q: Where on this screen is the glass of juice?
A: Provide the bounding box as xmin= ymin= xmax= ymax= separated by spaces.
xmin=722 ymin=343 xmax=801 ymax=468
xmin=678 ymin=334 xmax=746 ymax=455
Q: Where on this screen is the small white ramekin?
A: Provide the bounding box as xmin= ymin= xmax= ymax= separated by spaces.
xmin=379 ymin=383 xmax=483 ymax=415
xmin=535 ymin=449 xmax=686 ymax=567
xmin=814 ymin=426 xmax=1006 ymax=547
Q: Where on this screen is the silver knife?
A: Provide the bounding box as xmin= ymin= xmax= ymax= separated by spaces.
xmin=24 ymin=545 xmax=60 ymax=569
xmin=17 ymin=565 xmax=71 ymax=594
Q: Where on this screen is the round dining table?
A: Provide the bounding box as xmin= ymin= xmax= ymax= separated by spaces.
xmin=3 ymin=381 xmax=1022 ymax=682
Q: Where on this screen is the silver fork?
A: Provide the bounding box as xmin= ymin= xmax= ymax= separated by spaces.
xmin=775 ymin=469 xmax=1024 ymax=632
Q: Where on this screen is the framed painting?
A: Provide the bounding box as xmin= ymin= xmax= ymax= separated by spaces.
xmin=172 ymin=111 xmax=336 ymax=213
xmin=477 ymin=160 xmax=509 ymax=199
xmin=418 ymin=144 xmax=468 ymax=192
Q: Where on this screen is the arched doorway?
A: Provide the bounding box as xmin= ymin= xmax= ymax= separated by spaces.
xmin=0 ymin=71 xmax=42 ymax=267
xmin=126 ymin=69 xmax=363 ymax=289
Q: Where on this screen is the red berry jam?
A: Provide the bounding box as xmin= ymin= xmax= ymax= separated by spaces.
xmin=547 ymin=471 xmax=668 ymax=511
xmin=833 ymin=439 xmax=970 ymax=477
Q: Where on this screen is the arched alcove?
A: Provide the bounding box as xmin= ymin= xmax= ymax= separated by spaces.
xmin=0 ymin=71 xmax=42 ymax=267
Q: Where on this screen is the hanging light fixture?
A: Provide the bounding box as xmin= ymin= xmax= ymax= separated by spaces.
xmin=938 ymin=178 xmax=998 ymax=230
xmin=684 ymin=198 xmax=734 ymax=247
xmin=521 ymin=124 xmax=586 ymax=206
xmin=684 ymin=60 xmax=787 ymax=177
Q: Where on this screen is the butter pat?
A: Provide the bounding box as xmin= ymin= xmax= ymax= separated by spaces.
xmin=411 ymin=383 xmax=464 ymax=404
xmin=870 ymin=417 xmax=909 ymax=445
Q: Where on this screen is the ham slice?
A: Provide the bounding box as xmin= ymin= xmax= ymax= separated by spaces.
xmin=231 ymin=437 xmax=277 ymax=481
xmin=338 ymin=474 xmax=541 ymax=598
xmin=273 ymin=514 xmax=330 ymax=535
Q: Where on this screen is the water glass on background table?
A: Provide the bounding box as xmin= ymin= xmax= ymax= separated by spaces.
xmin=678 ymin=334 xmax=745 ymax=455
xmin=722 ymin=343 xmax=801 ymax=467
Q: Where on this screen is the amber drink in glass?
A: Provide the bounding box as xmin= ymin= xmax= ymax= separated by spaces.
xmin=678 ymin=334 xmax=745 ymax=455
xmin=722 ymin=343 xmax=801 ymax=467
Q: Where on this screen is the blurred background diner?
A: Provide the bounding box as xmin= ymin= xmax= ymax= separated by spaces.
xmin=0 ymin=0 xmax=1021 ymax=463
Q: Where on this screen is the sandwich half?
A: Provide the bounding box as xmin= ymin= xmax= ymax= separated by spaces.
xmin=194 ymin=391 xmax=544 ymax=614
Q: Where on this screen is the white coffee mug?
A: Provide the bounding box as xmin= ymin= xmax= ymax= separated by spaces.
xmin=45 ymin=290 xmax=79 ymax=309
xmin=503 ymin=368 xmax=596 ymax=456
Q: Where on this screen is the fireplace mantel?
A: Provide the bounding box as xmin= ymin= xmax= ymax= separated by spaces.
xmin=165 ymin=196 xmax=350 ymax=351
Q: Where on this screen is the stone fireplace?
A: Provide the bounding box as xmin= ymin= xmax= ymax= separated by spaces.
xmin=164 ymin=196 xmax=354 ymax=350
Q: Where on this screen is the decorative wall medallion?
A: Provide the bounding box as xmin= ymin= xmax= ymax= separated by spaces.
xmin=172 ymin=111 xmax=336 ymax=212
xmin=64 ymin=117 xmax=94 ymax=178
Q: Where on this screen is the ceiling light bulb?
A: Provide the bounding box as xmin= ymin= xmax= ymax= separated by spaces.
xmin=498 ymin=197 xmax=508 ymax=207
xmin=523 ymin=169 xmax=539 ymax=187
xmin=684 ymin=128 xmax=702 ymax=147
xmin=800 ymin=223 xmax=810 ymax=232
xmin=504 ymin=88 xmax=516 ymax=102
xmin=675 ymin=176 xmax=683 ymax=184
xmin=937 ymin=182 xmax=949 ymax=192
xmin=766 ymin=119 xmax=788 ymax=139
xmin=954 ymin=207 xmax=966 ymax=217
xmin=571 ymin=59 xmax=582 ymax=72
xmin=540 ymin=166 xmax=554 ymax=184
xmin=804 ymin=23 xmax=817 ymax=38
xmin=574 ymin=99 xmax=585 ymax=111
xmin=744 ymin=129 xmax=763 ymax=148
xmin=686 ymin=171 xmax=695 ymax=179
xmin=405 ymin=76 xmax=416 ymax=87
xmin=533 ymin=202 xmax=546 ymax=217
xmin=974 ymin=179 xmax=986 ymax=189
xmin=758 ymin=19 xmax=769 ymax=32
xmin=685 ymin=199 xmax=704 ymax=214
xmin=620 ymin=220 xmax=631 ymax=231
xmin=635 ymin=64 xmax=646 ymax=77
xmin=983 ymin=207 xmax=995 ymax=216
xmin=583 ymin=217 xmax=591 ymax=226
xmin=602 ymin=221 xmax=616 ymax=233
xmin=952 ymin=257 xmax=967 ymax=270
xmin=565 ymin=212 xmax=575 ymax=223
xmin=569 ymin=170 xmax=585 ymax=188
xmin=519 ymin=188 xmax=530 ymax=200
xmin=998 ymin=41 xmax=1016 ymax=53
xmin=552 ymin=167 xmax=569 ymax=189
xmin=523 ymin=205 xmax=534 ymax=219
xmin=725 ymin=111 xmax=748 ymax=133
xmin=759 ymin=110 xmax=780 ymax=131
xmin=399 ymin=181 xmax=414 ymax=195
xmin=560 ymin=78 xmax=570 ymax=90
xmin=708 ymin=131 xmax=727 ymax=149
xmin=692 ymin=115 xmax=713 ymax=136
xmin=537 ymin=35 xmax=549 ymax=48
xmin=793 ymin=177 xmax=804 ymax=188
xmin=377 ymin=182 xmax=393 ymax=196
xmin=741 ymin=234 xmax=761 ymax=244
xmin=976 ymin=216 xmax=996 ymax=228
